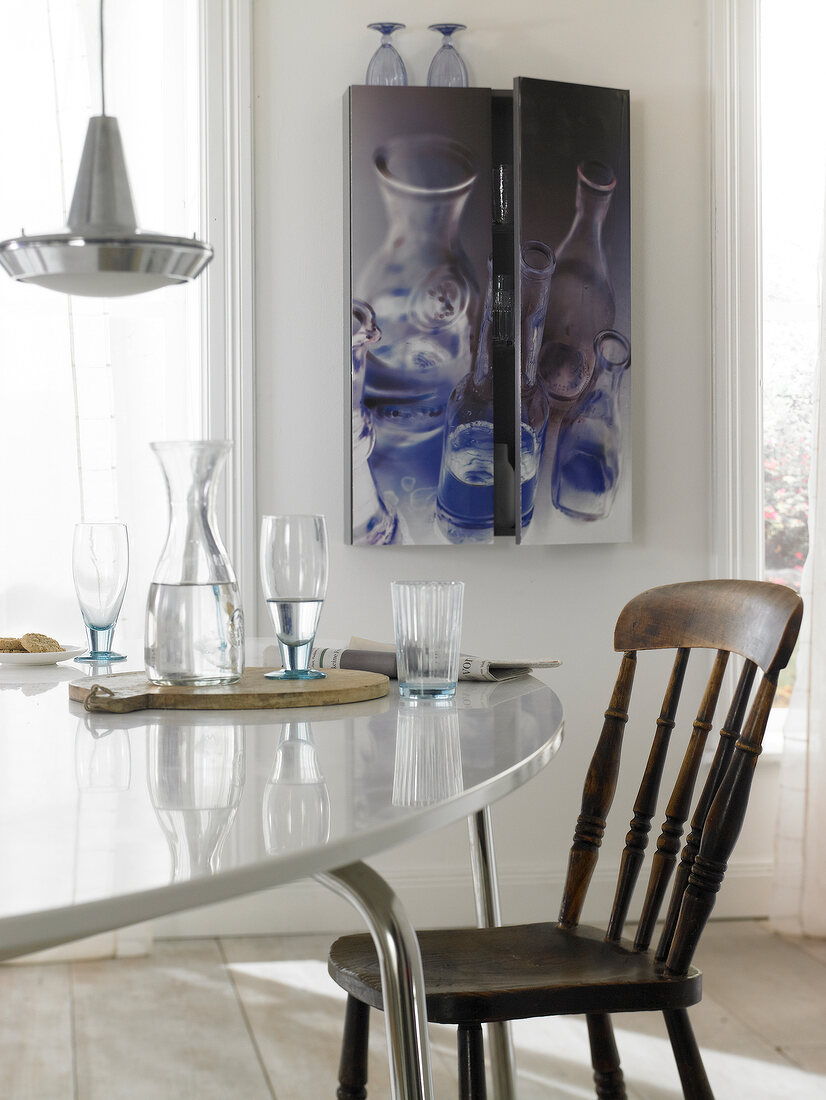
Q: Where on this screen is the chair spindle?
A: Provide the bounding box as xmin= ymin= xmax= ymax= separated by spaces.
xmin=665 ymin=674 xmax=777 ymax=976
xmin=606 ymin=649 xmax=689 ymax=942
xmin=558 ymin=651 xmax=637 ymax=930
xmin=655 ymin=659 xmax=757 ymax=963
xmin=633 ymin=650 xmax=729 ymax=951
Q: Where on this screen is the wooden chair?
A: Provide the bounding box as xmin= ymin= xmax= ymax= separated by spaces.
xmin=326 ymin=580 xmax=803 ymax=1100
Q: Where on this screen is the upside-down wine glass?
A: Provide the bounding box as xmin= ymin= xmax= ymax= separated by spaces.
xmin=366 ymin=23 xmax=408 ymax=86
xmin=72 ymin=522 xmax=129 ymax=662
xmin=260 ymin=515 xmax=328 ymax=680
xmin=427 ymin=23 xmax=468 ymax=87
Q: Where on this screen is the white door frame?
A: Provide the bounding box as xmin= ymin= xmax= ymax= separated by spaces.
xmin=710 ymin=0 xmax=762 ymax=582
xmin=202 ymin=0 xmax=256 ymax=617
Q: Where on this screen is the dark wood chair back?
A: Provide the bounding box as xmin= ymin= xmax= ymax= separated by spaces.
xmin=558 ymin=579 xmax=803 ymax=976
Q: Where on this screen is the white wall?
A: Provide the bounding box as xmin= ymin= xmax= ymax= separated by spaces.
xmin=156 ymin=0 xmax=780 ymax=937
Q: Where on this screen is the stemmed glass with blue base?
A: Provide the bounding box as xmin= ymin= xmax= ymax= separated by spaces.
xmin=366 ymin=23 xmax=408 ymax=86
xmin=260 ymin=515 xmax=328 ymax=680
xmin=72 ymin=522 xmax=129 ymax=662
xmin=427 ymin=24 xmax=468 ymax=87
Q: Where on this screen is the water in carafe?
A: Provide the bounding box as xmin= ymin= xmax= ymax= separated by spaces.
xmin=145 ymin=581 xmax=244 ymax=685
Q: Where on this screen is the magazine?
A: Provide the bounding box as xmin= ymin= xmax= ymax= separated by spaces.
xmin=307 ymin=636 xmax=561 ymax=683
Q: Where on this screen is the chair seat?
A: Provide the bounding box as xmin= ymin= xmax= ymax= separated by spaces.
xmin=328 ymin=922 xmax=702 ymax=1024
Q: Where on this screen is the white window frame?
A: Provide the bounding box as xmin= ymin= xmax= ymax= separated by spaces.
xmin=710 ymin=0 xmax=762 ymax=582
xmin=201 ymin=0 xmax=256 ymax=616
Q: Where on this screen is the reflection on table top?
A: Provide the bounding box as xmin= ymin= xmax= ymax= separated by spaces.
xmin=0 ymin=641 xmax=563 ymax=957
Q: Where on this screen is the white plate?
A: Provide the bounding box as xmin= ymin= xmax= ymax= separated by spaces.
xmin=0 ymin=644 xmax=87 ymax=666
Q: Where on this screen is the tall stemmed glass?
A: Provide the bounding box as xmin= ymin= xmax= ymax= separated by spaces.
xmin=72 ymin=522 xmax=129 ymax=662
xmin=260 ymin=515 xmax=328 ymax=680
xmin=263 ymin=721 xmax=330 ymax=853
xmin=366 ymin=23 xmax=408 ymax=86
xmin=427 ymin=23 xmax=468 ymax=87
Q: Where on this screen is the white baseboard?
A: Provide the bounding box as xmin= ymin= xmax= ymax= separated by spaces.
xmin=152 ymin=858 xmax=775 ymax=939
xmin=4 ymin=923 xmax=153 ymax=965
xmin=5 ymin=860 xmax=773 ymax=963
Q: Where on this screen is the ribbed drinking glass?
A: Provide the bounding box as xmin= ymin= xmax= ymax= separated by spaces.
xmin=391 ymin=580 xmax=464 ymax=700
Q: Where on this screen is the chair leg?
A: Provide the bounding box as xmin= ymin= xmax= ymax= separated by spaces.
xmin=457 ymin=1022 xmax=487 ymax=1100
xmin=337 ymin=995 xmax=370 ymax=1100
xmin=663 ymin=1008 xmax=715 ymax=1100
xmin=586 ymin=1013 xmax=627 ymax=1100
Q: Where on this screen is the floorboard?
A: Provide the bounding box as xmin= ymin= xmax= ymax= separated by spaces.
xmin=0 ymin=921 xmax=823 ymax=1098
xmin=71 ymin=939 xmax=274 ymax=1100
xmin=0 ymin=961 xmax=74 ymax=1100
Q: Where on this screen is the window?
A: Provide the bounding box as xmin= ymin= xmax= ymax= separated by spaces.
xmin=760 ymin=0 xmax=825 ymax=705
xmin=712 ymin=0 xmax=822 ymax=715
xmin=0 ymin=0 xmax=254 ymax=649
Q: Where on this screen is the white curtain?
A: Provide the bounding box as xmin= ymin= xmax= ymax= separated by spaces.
xmin=0 ymin=0 xmax=204 ymax=645
xmin=770 ymin=267 xmax=826 ymax=937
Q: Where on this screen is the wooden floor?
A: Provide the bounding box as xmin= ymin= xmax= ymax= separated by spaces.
xmin=1 ymin=920 xmax=824 ymax=1098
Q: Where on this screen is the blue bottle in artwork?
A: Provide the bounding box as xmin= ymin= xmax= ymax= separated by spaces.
xmin=520 ymin=391 xmax=549 ymax=529
xmin=552 ymin=330 xmax=631 ymax=521
xmin=436 ymin=261 xmax=494 ymax=542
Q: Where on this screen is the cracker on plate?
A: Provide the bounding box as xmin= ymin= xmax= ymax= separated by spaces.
xmin=0 ymin=637 xmax=25 ymax=652
xmin=20 ymin=633 xmax=64 ymax=653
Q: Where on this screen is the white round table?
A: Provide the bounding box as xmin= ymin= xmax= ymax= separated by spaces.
xmin=0 ymin=648 xmax=563 ymax=1100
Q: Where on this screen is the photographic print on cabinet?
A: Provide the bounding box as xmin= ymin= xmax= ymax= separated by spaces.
xmin=515 ymin=78 xmax=631 ymax=545
xmin=346 ymin=86 xmax=493 ymax=545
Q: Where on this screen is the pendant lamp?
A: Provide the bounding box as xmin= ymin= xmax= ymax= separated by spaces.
xmin=0 ymin=1 xmax=212 ymax=297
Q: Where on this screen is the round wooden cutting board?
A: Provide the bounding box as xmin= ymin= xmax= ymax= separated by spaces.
xmin=69 ymin=667 xmax=390 ymax=713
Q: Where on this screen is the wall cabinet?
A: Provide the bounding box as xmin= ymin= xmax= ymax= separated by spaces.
xmin=345 ymin=78 xmax=630 ymax=546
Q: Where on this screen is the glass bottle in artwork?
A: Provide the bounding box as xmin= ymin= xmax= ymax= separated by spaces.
xmin=436 ymin=260 xmax=494 ymax=542
xmin=519 ymin=241 xmax=555 ymax=531
xmin=360 ymin=136 xmax=480 ymax=470
xmin=542 ymin=161 xmax=616 ymax=381
xmin=552 ymin=329 xmax=631 ymax=521
xmin=540 ymin=340 xmax=595 ymax=421
xmin=145 ymin=441 xmax=244 ymax=685
xmin=366 ymin=23 xmax=408 ymax=86
xmin=427 ymin=23 xmax=468 ymax=88
xmin=520 ymin=241 xmax=555 ymax=383
xmin=351 ymin=300 xmax=398 ymax=545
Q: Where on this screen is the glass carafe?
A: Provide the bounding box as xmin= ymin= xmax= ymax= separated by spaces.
xmin=436 ymin=258 xmax=494 ymax=542
xmin=351 ymin=300 xmax=398 ymax=545
xmin=542 ymin=161 xmax=616 ymax=379
xmin=148 ymin=722 xmax=245 ymax=880
xmin=360 ymin=136 xmax=480 ymax=464
xmin=552 ymin=330 xmax=631 ymax=520
xmin=145 ymin=441 xmax=244 ymax=685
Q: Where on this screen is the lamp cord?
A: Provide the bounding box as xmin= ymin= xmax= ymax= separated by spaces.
xmin=99 ymin=0 xmax=106 ymax=115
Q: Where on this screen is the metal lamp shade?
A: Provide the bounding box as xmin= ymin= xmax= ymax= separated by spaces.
xmin=0 ymin=116 xmax=212 ymax=297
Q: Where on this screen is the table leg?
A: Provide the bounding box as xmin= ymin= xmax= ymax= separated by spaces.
xmin=467 ymin=808 xmax=517 ymax=1100
xmin=317 ymin=861 xmax=434 ymax=1100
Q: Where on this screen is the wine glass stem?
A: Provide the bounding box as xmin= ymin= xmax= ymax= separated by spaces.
xmin=278 ymin=638 xmax=312 ymax=673
xmin=87 ymin=625 xmax=116 ymax=656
